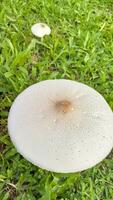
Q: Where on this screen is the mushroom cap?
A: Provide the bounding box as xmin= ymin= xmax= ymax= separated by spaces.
xmin=31 ymin=23 xmax=51 ymax=37
xmin=8 ymin=80 xmax=113 ymax=173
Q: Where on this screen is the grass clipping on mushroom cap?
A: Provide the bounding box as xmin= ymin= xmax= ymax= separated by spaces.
xmin=8 ymin=80 xmax=113 ymax=173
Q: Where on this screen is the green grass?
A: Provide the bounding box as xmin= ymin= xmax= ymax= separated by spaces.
xmin=0 ymin=0 xmax=113 ymax=199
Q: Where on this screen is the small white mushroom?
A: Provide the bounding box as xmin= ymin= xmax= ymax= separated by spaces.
xmin=31 ymin=23 xmax=51 ymax=37
xmin=8 ymin=80 xmax=113 ymax=173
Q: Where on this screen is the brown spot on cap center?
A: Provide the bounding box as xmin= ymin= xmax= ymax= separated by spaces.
xmin=55 ymin=100 xmax=74 ymax=114
xmin=40 ymin=24 xmax=45 ymax=28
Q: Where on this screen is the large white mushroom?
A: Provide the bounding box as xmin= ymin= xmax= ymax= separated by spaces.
xmin=8 ymin=80 xmax=113 ymax=173
xmin=31 ymin=23 xmax=51 ymax=38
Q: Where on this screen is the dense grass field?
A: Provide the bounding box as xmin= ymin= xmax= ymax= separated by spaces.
xmin=1 ymin=0 xmax=113 ymax=199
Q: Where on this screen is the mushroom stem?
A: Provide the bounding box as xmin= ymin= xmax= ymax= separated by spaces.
xmin=55 ymin=100 xmax=74 ymax=114
xmin=41 ymin=37 xmax=44 ymax=42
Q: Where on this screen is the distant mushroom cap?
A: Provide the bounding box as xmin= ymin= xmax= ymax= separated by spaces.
xmin=8 ymin=80 xmax=113 ymax=173
xmin=31 ymin=23 xmax=51 ymax=37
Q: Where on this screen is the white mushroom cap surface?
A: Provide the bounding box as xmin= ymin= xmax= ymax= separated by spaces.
xmin=8 ymin=80 xmax=113 ymax=173
xmin=31 ymin=23 xmax=51 ymax=37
